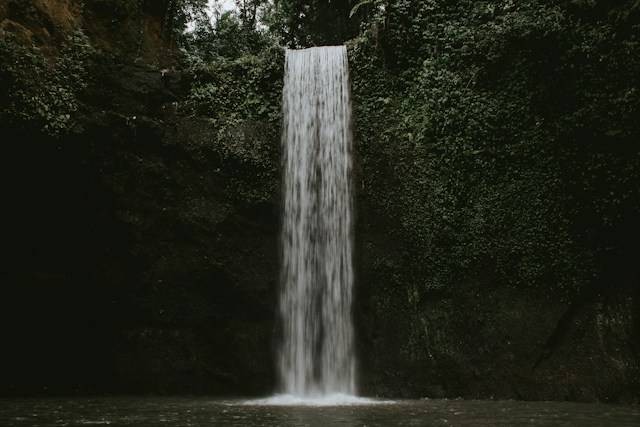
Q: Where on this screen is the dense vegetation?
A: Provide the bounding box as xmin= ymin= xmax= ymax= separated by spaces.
xmin=0 ymin=0 xmax=638 ymax=400
xmin=349 ymin=0 xmax=640 ymax=297
xmin=344 ymin=0 xmax=640 ymax=398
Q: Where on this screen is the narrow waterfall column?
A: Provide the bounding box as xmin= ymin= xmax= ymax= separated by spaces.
xmin=279 ymin=46 xmax=356 ymax=397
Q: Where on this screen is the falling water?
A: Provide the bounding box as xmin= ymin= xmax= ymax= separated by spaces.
xmin=279 ymin=46 xmax=356 ymax=397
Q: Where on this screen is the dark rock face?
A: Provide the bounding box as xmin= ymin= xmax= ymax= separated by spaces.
xmin=0 ymin=48 xmax=280 ymax=396
xmin=353 ymin=190 xmax=639 ymax=403
xmin=355 ymin=266 xmax=640 ymax=401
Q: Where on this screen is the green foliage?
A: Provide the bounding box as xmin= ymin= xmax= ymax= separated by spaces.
xmin=165 ymin=0 xmax=210 ymax=37
xmin=182 ymin=9 xmax=274 ymax=61
xmin=350 ymin=0 xmax=640 ymax=297
xmin=265 ymin=0 xmax=357 ymax=47
xmin=235 ymin=0 xmax=269 ymax=30
xmin=181 ymin=44 xmax=284 ymax=202
xmin=164 ymin=2 xmax=285 ymax=203
xmin=0 ymin=30 xmax=95 ymax=136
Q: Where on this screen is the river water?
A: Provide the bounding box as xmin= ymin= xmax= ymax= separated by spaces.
xmin=1 ymin=397 xmax=638 ymax=426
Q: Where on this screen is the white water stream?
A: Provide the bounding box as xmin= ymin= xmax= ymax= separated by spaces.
xmin=278 ymin=46 xmax=356 ymax=398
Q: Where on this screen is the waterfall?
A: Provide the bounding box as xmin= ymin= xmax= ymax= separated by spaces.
xmin=278 ymin=46 xmax=356 ymax=397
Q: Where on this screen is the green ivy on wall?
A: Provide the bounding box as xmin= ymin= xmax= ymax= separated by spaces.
xmin=0 ymin=30 xmax=95 ymax=136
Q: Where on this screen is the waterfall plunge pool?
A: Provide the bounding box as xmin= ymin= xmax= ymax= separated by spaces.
xmin=242 ymin=393 xmax=389 ymax=406
xmin=1 ymin=397 xmax=638 ymax=426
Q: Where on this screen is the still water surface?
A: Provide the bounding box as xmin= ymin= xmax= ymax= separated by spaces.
xmin=1 ymin=397 xmax=638 ymax=426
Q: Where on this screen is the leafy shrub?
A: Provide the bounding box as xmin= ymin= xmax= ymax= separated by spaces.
xmin=0 ymin=30 xmax=95 ymax=136
xmin=180 ymin=42 xmax=284 ymax=203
